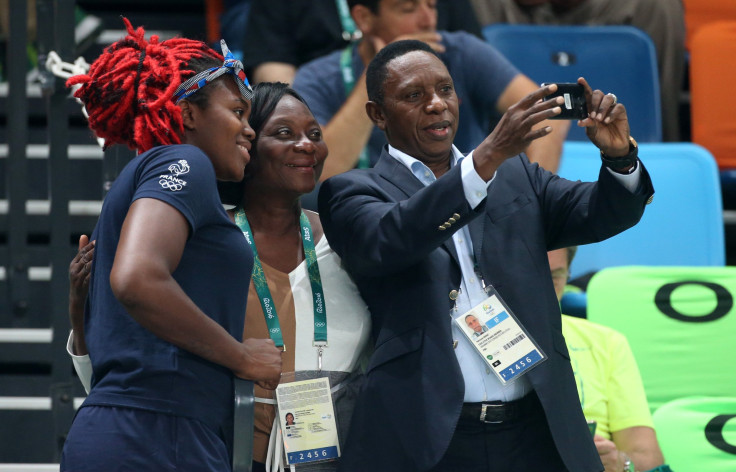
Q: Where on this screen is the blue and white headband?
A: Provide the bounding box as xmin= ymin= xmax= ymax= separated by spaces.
xmin=173 ymin=40 xmax=253 ymax=102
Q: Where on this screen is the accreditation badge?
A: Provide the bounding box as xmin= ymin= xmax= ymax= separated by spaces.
xmin=454 ymin=286 xmax=546 ymax=384
xmin=275 ymin=377 xmax=340 ymax=466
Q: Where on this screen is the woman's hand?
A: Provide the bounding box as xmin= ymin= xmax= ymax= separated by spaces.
xmin=237 ymin=338 xmax=283 ymax=390
xmin=68 ymin=235 xmax=94 ymax=355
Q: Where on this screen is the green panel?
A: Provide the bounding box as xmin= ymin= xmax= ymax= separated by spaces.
xmin=587 ymin=266 xmax=736 ymax=411
xmin=653 ymin=396 xmax=736 ymax=472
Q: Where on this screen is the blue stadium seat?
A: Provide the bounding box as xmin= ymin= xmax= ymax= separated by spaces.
xmin=482 ymin=24 xmax=661 ymax=142
xmin=557 ymin=142 xmax=725 ymax=280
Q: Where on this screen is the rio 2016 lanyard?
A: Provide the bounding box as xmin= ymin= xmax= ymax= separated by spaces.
xmin=339 ymin=43 xmax=371 ymax=170
xmin=335 ymin=0 xmax=361 ymax=42
xmin=235 ymin=209 xmax=328 ymax=365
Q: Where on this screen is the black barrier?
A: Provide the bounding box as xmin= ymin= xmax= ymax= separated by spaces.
xmin=654 ymin=281 xmax=733 ymax=323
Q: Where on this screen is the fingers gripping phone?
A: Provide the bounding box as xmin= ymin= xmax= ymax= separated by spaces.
xmin=542 ymin=82 xmax=588 ymax=120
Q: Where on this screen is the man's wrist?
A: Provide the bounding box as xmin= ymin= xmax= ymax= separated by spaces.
xmin=601 ymin=136 xmax=638 ymax=173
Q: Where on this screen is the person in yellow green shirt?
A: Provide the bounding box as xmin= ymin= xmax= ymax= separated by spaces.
xmin=549 ymin=247 xmax=668 ymax=472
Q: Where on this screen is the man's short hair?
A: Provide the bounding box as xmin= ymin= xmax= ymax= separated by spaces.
xmin=366 ymin=39 xmax=441 ymax=106
xmin=464 ymin=314 xmax=476 ymax=322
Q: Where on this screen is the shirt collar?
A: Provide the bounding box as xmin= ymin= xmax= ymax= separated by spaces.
xmin=388 ymin=144 xmax=464 ymax=186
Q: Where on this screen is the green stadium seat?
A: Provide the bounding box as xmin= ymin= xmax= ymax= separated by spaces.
xmin=653 ymin=396 xmax=736 ymax=472
xmin=587 ymin=266 xmax=736 ymax=411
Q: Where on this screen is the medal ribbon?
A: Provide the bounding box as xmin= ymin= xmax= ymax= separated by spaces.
xmin=235 ymin=209 xmax=327 ymax=349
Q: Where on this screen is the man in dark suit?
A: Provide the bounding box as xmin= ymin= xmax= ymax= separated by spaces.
xmin=318 ymin=39 xmax=653 ymax=471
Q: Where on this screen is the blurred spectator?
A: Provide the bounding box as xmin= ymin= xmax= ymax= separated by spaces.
xmin=240 ymin=0 xmax=482 ymax=84
xmin=470 ymin=0 xmax=685 ymax=141
xmin=0 ymin=0 xmax=36 ymax=39
xmin=0 ymin=0 xmax=101 ymax=82
xmin=218 ymin=0 xmax=252 ymax=61
xmin=549 ymin=247 xmax=669 ymax=472
xmin=0 ymin=0 xmax=36 ymax=81
xmin=292 ymin=0 xmax=569 ymax=198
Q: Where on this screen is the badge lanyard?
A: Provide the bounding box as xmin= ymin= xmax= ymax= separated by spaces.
xmin=235 ymin=210 xmax=328 ymax=364
xmin=335 ymin=0 xmax=361 ymax=42
xmin=337 ymin=0 xmax=368 ymax=168
xmin=339 ymin=43 xmax=371 ymax=170
xmin=450 ymin=254 xmax=547 ymax=384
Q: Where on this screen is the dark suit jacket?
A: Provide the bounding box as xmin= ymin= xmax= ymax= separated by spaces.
xmin=318 ymin=148 xmax=654 ymax=471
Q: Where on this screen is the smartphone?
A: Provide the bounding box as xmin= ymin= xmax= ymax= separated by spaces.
xmin=542 ymin=82 xmax=588 ymax=120
xmin=587 ymin=420 xmax=597 ymax=436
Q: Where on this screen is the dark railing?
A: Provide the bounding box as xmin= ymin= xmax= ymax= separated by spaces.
xmin=38 ymin=0 xmax=77 ymax=460
xmin=7 ymin=0 xmax=31 ymax=333
xmin=2 ymin=0 xmax=83 ymax=462
xmin=0 ymin=0 xmax=203 ymax=464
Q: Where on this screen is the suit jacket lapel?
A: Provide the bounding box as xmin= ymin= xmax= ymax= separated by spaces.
xmin=374 ymin=149 xmax=461 ymax=267
xmin=374 ymin=150 xmax=424 ymax=198
xmin=468 ymin=208 xmax=485 ymax=263
xmin=441 ymin=232 xmax=461 ymax=269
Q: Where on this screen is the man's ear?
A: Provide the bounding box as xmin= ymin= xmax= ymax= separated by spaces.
xmin=179 ymin=100 xmax=196 ymax=131
xmin=365 ymin=101 xmax=386 ymax=131
xmin=351 ymin=4 xmax=375 ymax=35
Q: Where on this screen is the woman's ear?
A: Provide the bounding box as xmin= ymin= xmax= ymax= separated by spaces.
xmin=179 ymin=100 xmax=196 ymax=131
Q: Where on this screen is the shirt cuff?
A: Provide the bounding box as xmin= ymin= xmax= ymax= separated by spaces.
xmin=461 ymin=151 xmax=495 ymax=209
xmin=605 ymin=161 xmax=641 ymax=193
xmin=67 ymin=330 xmax=92 ymax=394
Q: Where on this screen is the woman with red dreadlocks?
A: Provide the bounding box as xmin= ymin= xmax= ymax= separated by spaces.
xmin=60 ymin=19 xmax=282 ymax=471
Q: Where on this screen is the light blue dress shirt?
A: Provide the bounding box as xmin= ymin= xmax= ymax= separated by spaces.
xmin=388 ymin=144 xmax=532 ymax=402
xmin=387 ymin=145 xmax=641 ymax=403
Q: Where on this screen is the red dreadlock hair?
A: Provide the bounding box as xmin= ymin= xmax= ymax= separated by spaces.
xmin=67 ymin=17 xmax=224 ymax=152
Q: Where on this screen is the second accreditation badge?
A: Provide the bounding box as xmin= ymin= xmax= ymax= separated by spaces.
xmin=276 ymin=377 xmax=340 ymax=466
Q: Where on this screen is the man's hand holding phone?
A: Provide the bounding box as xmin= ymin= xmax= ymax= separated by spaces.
xmin=541 ymin=77 xmax=631 ymax=157
xmin=542 ymin=82 xmax=588 ymax=120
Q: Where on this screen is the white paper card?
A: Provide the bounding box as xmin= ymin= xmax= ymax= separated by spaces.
xmin=276 ymin=377 xmax=340 ymax=465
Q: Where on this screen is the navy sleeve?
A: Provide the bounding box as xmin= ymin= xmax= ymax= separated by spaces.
xmin=132 ymin=145 xmax=220 ymax=234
